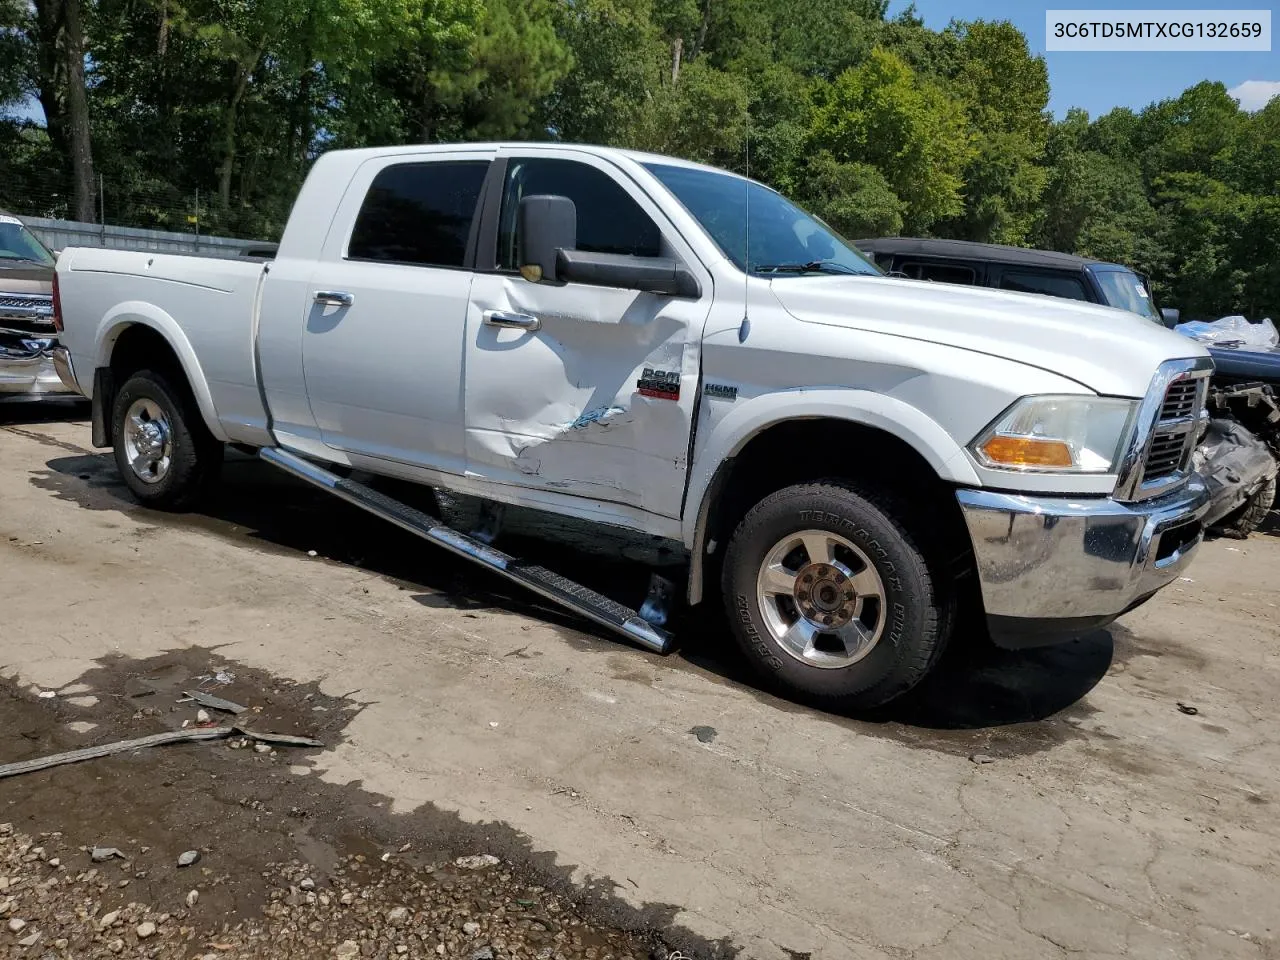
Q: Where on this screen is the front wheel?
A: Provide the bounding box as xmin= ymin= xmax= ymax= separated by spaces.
xmin=1215 ymin=476 xmax=1276 ymax=539
xmin=112 ymin=369 xmax=222 ymax=510
xmin=721 ymin=482 xmax=952 ymax=711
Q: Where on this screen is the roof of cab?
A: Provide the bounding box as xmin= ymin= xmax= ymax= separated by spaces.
xmin=317 ymin=142 xmax=743 ymax=179
xmin=852 ymin=236 xmax=1125 ymax=271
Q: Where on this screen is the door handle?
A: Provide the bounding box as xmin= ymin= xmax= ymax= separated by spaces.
xmin=314 ymin=290 xmax=354 ymax=307
xmin=483 ymin=309 xmax=540 ymax=332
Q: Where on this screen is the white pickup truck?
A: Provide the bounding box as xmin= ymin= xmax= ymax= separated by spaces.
xmin=52 ymin=143 xmax=1213 ymax=710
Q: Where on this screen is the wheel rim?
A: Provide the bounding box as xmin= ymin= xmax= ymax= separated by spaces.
xmin=755 ymin=529 xmax=887 ymax=669
xmin=122 ymin=398 xmax=173 ymax=485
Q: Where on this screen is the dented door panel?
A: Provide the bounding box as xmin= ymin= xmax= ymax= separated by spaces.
xmin=464 ymin=273 xmax=709 ymax=518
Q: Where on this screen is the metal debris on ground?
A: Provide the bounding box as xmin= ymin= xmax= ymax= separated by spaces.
xmin=184 ymin=689 xmax=248 ymax=715
xmin=1177 ymin=702 xmax=1200 ymax=716
xmin=969 ymin=754 xmax=997 ymax=765
xmin=0 ymin=725 xmax=323 ymax=780
xmin=196 ymin=670 xmax=236 ymax=687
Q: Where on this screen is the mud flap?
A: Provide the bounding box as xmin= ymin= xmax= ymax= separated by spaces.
xmin=91 ymin=366 xmax=115 ymax=448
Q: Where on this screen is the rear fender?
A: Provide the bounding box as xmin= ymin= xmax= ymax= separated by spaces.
xmin=96 ymin=303 xmax=229 ymax=443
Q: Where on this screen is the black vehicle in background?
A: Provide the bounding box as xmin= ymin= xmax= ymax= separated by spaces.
xmin=856 ymin=237 xmax=1278 ymax=536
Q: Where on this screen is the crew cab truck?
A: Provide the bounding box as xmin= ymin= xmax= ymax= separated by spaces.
xmin=52 ymin=143 xmax=1213 ymax=710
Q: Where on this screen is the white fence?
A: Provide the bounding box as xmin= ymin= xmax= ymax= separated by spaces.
xmin=22 ymin=216 xmax=274 ymax=259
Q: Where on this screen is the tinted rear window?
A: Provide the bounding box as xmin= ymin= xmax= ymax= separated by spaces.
xmin=348 ymin=161 xmax=489 ymax=268
xmin=999 ymin=270 xmax=1088 ymax=302
xmin=903 ymin=261 xmax=976 ymax=285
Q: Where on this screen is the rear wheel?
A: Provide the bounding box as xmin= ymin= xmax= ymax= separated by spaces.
xmin=722 ymin=481 xmax=952 ymax=711
xmin=112 ymin=369 xmax=222 ymax=509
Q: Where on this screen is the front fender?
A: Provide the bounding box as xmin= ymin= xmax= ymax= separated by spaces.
xmin=681 ymin=388 xmax=979 ymax=603
xmin=95 ymin=303 xmax=229 ymax=443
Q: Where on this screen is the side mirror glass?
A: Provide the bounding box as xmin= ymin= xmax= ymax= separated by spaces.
xmin=1160 ymin=307 xmax=1180 ymax=328
xmin=518 ymin=194 xmax=577 ymax=283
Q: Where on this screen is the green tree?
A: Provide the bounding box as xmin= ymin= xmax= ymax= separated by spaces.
xmin=941 ymin=20 xmax=1049 ymax=243
xmin=546 ymin=0 xmax=665 ymax=145
xmin=809 ymin=48 xmax=971 ymax=232
xmin=796 ymin=151 xmax=903 ymax=237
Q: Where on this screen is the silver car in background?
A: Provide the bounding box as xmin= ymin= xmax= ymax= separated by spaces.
xmin=0 ymin=211 xmax=75 ymax=401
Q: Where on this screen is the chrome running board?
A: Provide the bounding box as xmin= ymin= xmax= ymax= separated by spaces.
xmin=259 ymin=447 xmax=674 ymax=655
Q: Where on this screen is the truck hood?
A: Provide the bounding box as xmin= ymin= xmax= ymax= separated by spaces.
xmin=0 ymin=259 xmax=54 ymax=293
xmin=768 ymin=274 xmax=1209 ymax=398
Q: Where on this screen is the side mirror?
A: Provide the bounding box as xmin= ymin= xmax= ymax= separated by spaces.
xmin=518 ymin=194 xmax=577 ymax=283
xmin=557 ymin=249 xmax=701 ymax=298
xmin=1160 ymin=307 xmax=1180 ymax=328
xmin=516 ymin=191 xmax=701 ymax=299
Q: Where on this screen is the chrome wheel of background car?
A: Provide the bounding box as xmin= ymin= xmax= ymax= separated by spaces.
xmin=122 ymin=398 xmax=173 ymax=484
xmin=755 ymin=529 xmax=887 ymax=669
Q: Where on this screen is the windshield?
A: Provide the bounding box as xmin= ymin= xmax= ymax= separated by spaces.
xmin=0 ymin=217 xmax=55 ymax=266
xmin=644 ymin=163 xmax=880 ymax=277
xmin=1092 ymin=267 xmax=1160 ymax=323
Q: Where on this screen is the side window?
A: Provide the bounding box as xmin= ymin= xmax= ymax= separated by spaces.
xmin=348 ymin=160 xmax=489 ymax=268
xmin=901 ymin=261 xmax=977 ymax=285
xmin=498 ymin=158 xmax=661 ymax=270
xmin=1000 ymin=270 xmax=1088 ymax=301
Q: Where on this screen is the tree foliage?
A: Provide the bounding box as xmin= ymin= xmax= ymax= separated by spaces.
xmin=0 ymin=0 xmax=1278 ymax=317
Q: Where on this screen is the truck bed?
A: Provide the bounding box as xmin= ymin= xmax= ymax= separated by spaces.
xmin=57 ymin=247 xmax=271 ymax=445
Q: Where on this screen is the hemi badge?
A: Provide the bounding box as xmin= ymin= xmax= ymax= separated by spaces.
xmin=704 ymin=383 xmax=737 ymax=401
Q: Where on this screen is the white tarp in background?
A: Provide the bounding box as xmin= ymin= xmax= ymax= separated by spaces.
xmin=1176 ymin=315 xmax=1279 ymax=349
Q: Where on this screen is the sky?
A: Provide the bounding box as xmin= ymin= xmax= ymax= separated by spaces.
xmin=893 ymin=0 xmax=1280 ymax=117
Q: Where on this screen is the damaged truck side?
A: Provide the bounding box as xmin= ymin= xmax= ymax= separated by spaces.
xmin=51 ymin=144 xmax=1214 ymax=710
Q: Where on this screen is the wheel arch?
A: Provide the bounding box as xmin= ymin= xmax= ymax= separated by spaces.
xmin=683 ymin=391 xmax=979 ymax=605
xmin=95 ymin=307 xmax=228 ymax=444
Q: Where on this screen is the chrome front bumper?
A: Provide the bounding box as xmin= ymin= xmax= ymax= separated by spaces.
xmin=956 ymin=477 xmax=1210 ymax=648
xmin=0 ymin=338 xmax=79 ymax=399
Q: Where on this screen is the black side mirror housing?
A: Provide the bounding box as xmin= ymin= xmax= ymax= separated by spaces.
xmin=518 ymin=194 xmax=577 ymax=283
xmin=1160 ymin=307 xmax=1180 ymax=328
xmin=517 ymin=191 xmax=701 ymax=299
xmin=557 ymin=250 xmax=701 ymax=299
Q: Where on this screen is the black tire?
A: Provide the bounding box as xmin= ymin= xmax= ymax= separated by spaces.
xmin=721 ymin=481 xmax=953 ymax=711
xmin=112 ymin=369 xmax=222 ymax=510
xmin=1215 ymin=476 xmax=1276 ymax=539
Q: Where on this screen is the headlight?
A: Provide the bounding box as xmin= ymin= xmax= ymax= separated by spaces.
xmin=972 ymin=396 xmax=1138 ymax=474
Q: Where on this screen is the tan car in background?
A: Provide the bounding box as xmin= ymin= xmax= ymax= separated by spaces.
xmin=0 ymin=211 xmax=76 ymax=402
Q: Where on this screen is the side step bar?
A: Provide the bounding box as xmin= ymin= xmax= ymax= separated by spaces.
xmin=259 ymin=447 xmax=674 ymax=655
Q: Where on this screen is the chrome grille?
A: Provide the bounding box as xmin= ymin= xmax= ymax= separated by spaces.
xmin=1141 ymin=375 xmax=1206 ymax=484
xmin=1142 ymin=431 xmax=1190 ymax=481
xmin=0 ymin=293 xmax=52 ymax=312
xmin=1114 ymin=358 xmax=1213 ymax=502
xmin=1158 ymin=379 xmax=1199 ymax=421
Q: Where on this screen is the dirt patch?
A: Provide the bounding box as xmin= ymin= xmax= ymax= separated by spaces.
xmin=0 ymin=648 xmax=734 ymax=960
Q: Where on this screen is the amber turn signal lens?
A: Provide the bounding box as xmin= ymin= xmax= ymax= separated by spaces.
xmin=979 ymin=435 xmax=1073 ymax=468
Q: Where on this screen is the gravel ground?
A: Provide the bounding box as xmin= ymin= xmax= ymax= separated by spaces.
xmin=1 ymin=823 xmax=656 ymax=959
xmin=0 ymin=652 xmax=716 ymax=960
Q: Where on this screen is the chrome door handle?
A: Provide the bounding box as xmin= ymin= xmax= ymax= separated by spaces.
xmin=314 ymin=290 xmax=354 ymax=307
xmin=483 ymin=309 xmax=540 ymax=331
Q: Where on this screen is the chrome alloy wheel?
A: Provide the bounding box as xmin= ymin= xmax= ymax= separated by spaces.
xmin=755 ymin=530 xmax=887 ymax=668
xmin=122 ymin=398 xmax=173 ymax=484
